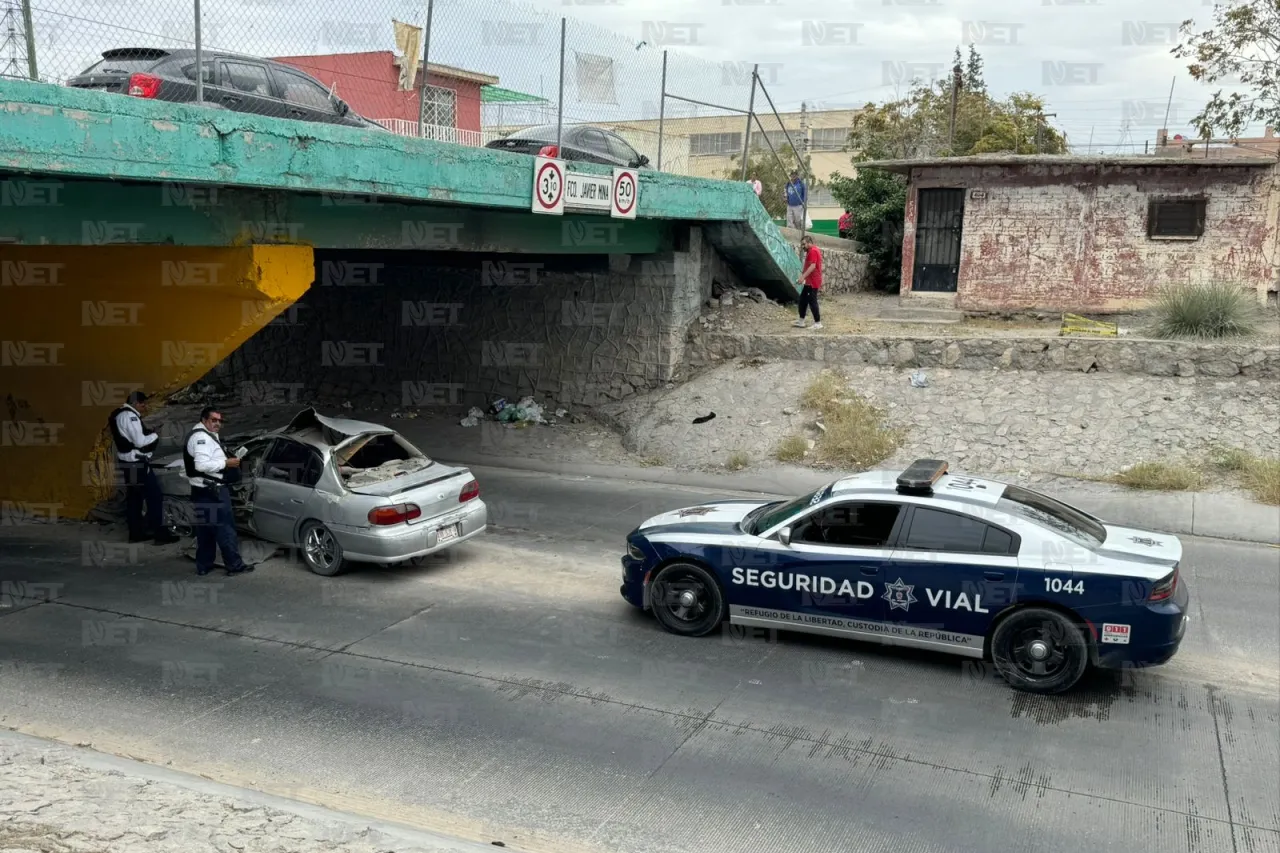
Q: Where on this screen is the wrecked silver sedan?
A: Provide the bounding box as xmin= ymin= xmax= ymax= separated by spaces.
xmin=157 ymin=408 xmax=487 ymax=576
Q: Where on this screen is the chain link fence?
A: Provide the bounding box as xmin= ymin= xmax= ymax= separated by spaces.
xmin=0 ymin=0 xmax=831 ymax=209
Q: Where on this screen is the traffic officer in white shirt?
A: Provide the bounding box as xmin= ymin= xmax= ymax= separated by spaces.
xmin=183 ymin=406 xmax=250 ymax=576
xmin=108 ymin=391 xmax=178 ymax=544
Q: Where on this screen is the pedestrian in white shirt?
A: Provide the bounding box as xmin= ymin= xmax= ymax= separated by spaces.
xmin=107 ymin=391 xmax=177 ymax=544
xmin=183 ymin=407 xmax=249 ymax=576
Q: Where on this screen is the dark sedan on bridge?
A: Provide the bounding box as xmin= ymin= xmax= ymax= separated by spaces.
xmin=487 ymin=123 xmax=652 ymax=169
xmin=66 ymin=47 xmax=387 ymax=131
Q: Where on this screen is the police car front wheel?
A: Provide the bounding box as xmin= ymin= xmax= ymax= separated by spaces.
xmin=991 ymin=608 xmax=1089 ymax=694
xmin=650 ymin=563 xmax=726 ymax=638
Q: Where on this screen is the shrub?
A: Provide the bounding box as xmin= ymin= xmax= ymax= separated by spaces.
xmin=800 ymin=371 xmax=904 ymax=469
xmin=775 ymin=435 xmax=809 ymax=463
xmin=726 ymin=451 xmax=751 ymax=471
xmin=1152 ymin=282 xmax=1258 ymax=340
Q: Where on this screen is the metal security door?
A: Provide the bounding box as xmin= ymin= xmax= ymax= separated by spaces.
xmin=911 ymin=188 xmax=965 ymax=293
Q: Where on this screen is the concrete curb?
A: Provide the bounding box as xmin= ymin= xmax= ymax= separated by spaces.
xmin=440 ymin=456 xmax=1280 ymax=546
xmin=0 ymin=728 xmax=517 ymax=853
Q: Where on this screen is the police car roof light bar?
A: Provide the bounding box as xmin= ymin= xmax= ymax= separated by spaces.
xmin=897 ymin=459 xmax=948 ymax=495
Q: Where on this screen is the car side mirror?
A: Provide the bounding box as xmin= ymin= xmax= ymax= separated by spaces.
xmin=778 ymin=527 xmax=792 ymax=546
xmin=638 ymin=155 xmax=650 ymax=166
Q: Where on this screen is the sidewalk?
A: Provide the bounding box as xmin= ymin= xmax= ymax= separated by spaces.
xmin=440 ymin=453 xmax=1280 ymax=546
xmin=0 ymin=729 xmax=516 ymax=853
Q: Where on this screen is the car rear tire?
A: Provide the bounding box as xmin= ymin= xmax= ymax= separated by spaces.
xmin=649 ymin=562 xmax=726 ymax=638
xmin=300 ymin=521 xmax=347 ymax=577
xmin=991 ymin=607 xmax=1089 ymax=694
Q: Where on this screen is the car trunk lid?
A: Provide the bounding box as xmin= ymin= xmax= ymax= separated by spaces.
xmin=1097 ymin=524 xmax=1182 ymax=568
xmin=347 ymin=461 xmax=474 ymax=523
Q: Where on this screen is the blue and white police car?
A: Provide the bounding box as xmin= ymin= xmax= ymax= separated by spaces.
xmin=620 ymin=460 xmax=1189 ymax=694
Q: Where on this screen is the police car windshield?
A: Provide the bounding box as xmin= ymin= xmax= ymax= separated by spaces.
xmin=996 ymin=485 xmax=1106 ymax=549
xmin=747 ymin=489 xmax=823 ymax=535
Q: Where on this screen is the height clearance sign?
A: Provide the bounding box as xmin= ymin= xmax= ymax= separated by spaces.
xmin=531 ymin=157 xmax=639 ymax=219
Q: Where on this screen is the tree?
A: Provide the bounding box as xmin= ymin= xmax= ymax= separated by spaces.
xmin=964 ymin=45 xmax=987 ymax=95
xmin=827 ymin=169 xmax=907 ymax=291
xmin=1173 ymin=0 xmax=1279 ymax=138
xmin=722 ymin=141 xmax=812 ymax=219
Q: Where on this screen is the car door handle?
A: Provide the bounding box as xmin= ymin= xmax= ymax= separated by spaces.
xmin=289 ymin=498 xmax=303 ymax=504
xmin=984 ymin=571 xmax=1004 ymax=581
xmin=860 ymin=567 xmax=879 ymax=576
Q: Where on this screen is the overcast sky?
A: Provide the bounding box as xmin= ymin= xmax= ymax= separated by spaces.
xmin=33 ymin=0 xmax=1263 ymax=151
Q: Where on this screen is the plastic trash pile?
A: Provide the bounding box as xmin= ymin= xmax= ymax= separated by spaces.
xmin=460 ymin=396 xmax=570 ymax=428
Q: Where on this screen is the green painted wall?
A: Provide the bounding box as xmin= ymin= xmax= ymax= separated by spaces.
xmin=0 ymin=177 xmax=667 ymax=254
xmin=0 ymin=80 xmax=799 ymax=285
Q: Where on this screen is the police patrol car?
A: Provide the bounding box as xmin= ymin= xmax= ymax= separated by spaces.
xmin=620 ymin=460 xmax=1189 ymax=694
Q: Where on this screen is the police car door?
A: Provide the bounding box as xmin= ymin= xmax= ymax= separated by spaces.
xmin=769 ymin=499 xmax=905 ymax=625
xmin=883 ymin=505 xmax=1020 ymax=654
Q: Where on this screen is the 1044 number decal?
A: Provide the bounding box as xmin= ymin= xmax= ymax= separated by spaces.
xmin=1045 ymin=577 xmax=1084 ymax=594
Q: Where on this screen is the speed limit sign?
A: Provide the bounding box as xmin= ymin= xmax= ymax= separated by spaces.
xmin=532 ymin=156 xmax=565 ymax=215
xmin=611 ymin=168 xmax=638 ymax=219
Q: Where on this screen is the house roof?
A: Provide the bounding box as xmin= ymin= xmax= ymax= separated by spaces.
xmin=857 ymin=154 xmax=1277 ymax=173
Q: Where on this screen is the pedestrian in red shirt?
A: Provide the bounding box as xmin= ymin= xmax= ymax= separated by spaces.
xmin=838 ymin=209 xmax=854 ymax=239
xmin=794 ymin=235 xmax=823 ymax=330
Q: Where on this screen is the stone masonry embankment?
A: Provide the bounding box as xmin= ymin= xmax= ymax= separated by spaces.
xmin=689 ymin=332 xmax=1280 ymax=379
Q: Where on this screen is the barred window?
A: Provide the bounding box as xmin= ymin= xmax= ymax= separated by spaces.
xmin=811 ymin=127 xmax=850 ymax=151
xmin=1147 ymin=198 xmax=1206 ymax=239
xmin=690 ymin=132 xmax=742 ymax=155
xmin=423 ymin=85 xmax=457 ymax=129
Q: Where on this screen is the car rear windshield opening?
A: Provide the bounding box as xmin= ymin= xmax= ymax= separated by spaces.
xmin=336 ymin=434 xmax=431 ymax=486
xmin=996 ymin=485 xmax=1106 ymax=548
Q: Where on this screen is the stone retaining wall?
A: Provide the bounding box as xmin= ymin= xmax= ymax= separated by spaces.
xmin=688 ymin=332 xmax=1280 ymax=379
xmin=782 ymin=234 xmax=872 ymax=294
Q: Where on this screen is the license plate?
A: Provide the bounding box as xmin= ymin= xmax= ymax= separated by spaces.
xmin=437 ymin=524 xmax=461 ymax=543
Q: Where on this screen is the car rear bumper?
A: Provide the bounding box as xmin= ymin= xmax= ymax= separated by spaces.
xmin=337 ymin=499 xmax=486 ymax=564
xmin=1093 ymin=578 xmax=1190 ymax=670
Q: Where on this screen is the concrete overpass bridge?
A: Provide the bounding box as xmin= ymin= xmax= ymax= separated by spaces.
xmin=0 ymin=79 xmax=802 ymax=517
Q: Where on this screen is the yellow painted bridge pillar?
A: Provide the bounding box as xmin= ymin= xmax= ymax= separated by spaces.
xmin=1 ymin=244 xmax=313 ymax=520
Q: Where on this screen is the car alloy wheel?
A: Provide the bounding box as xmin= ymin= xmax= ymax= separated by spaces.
xmin=991 ymin=607 xmax=1089 ymax=694
xmin=649 ymin=562 xmax=726 ymax=638
xmin=301 ymin=521 xmax=346 ymax=577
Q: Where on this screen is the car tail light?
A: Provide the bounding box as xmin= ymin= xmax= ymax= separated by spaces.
xmin=127 ymin=73 xmax=161 ymax=98
xmin=538 ymin=144 xmax=559 ymax=157
xmin=368 ymin=503 xmax=421 ymax=526
xmin=459 ymin=480 xmax=480 ymax=503
xmin=1149 ymin=566 xmax=1179 ymax=602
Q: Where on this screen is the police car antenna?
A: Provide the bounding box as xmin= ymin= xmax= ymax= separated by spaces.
xmin=897 ymin=459 xmax=948 ymax=496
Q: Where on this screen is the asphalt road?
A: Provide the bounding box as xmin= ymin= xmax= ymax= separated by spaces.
xmin=1 ymin=465 xmax=1277 ymax=853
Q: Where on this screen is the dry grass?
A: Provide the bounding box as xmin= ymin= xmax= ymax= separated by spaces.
xmin=1110 ymin=461 xmax=1205 ymax=491
xmin=725 ymin=451 xmax=751 ymax=471
xmin=638 ymin=455 xmax=666 ymax=467
xmin=1212 ymin=447 xmax=1280 ymax=506
xmin=800 ymin=370 xmax=904 ymax=469
xmin=775 ymin=435 xmax=809 ymax=463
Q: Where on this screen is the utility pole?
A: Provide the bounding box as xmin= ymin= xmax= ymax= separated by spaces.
xmin=948 ymin=62 xmax=962 ymax=152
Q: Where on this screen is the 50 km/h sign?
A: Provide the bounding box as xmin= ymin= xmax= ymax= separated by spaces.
xmin=611 ymin=169 xmax=638 ymax=219
xmin=531 ymin=156 xmax=564 ymax=215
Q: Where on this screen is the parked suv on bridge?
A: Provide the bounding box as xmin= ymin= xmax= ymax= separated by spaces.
xmin=66 ymin=48 xmax=387 ymax=131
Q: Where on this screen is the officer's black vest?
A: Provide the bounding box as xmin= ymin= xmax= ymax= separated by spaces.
xmin=108 ymin=406 xmax=159 ymax=456
xmin=183 ymin=425 xmax=225 ymax=485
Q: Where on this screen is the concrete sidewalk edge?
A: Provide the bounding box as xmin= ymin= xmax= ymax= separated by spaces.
xmin=440 ymin=456 xmax=1280 ymax=546
xmin=0 ymin=727 xmax=517 ymax=853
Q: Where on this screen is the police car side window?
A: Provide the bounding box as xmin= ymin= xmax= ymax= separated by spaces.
xmin=903 ymin=507 xmax=1015 ymax=555
xmin=796 ymin=502 xmax=900 ymax=548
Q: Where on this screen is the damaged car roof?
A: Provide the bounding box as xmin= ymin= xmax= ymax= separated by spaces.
xmin=281 ymin=408 xmax=395 ymax=448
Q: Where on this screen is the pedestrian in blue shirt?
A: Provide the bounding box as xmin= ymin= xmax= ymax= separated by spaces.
xmin=784 ymin=171 xmax=807 ymax=230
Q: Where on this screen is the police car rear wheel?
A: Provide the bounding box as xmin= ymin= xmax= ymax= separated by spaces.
xmin=300 ymin=521 xmax=346 ymax=576
xmin=650 ymin=563 xmax=725 ymax=638
xmin=991 ymin=608 xmax=1088 ymax=694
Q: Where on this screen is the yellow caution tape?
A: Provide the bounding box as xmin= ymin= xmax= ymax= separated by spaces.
xmin=1060 ymin=313 xmax=1118 ymax=337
